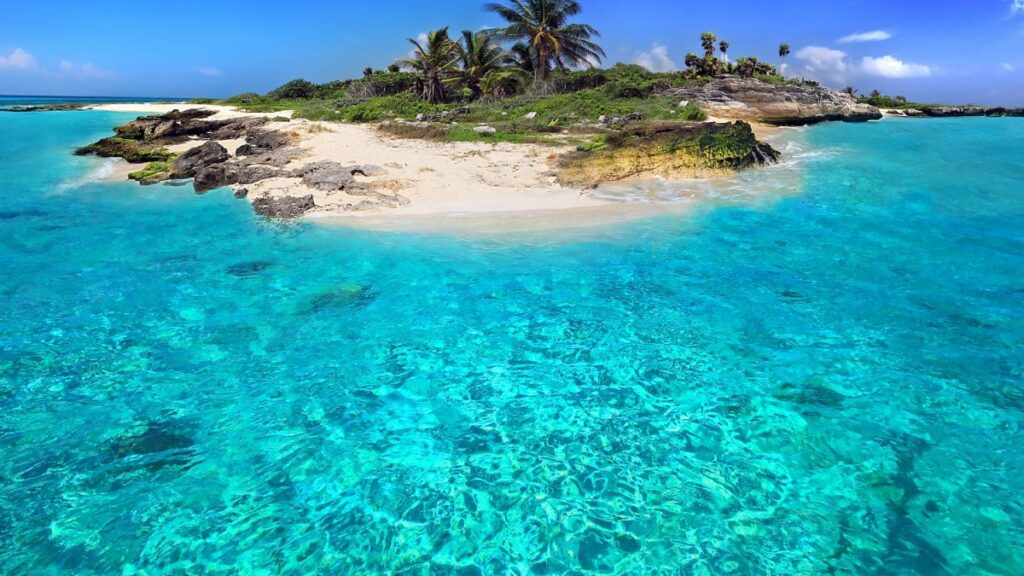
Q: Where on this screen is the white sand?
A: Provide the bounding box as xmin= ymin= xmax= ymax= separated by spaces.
xmin=86 ymin=103 xmax=785 ymax=231
xmin=87 ymin=102 xmax=292 ymax=120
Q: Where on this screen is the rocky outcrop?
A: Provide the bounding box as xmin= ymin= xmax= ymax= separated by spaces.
xmin=75 ymin=137 xmax=172 ymax=163
xmin=251 ymin=195 xmax=316 ymax=219
xmin=236 ymin=131 xmax=291 ymax=155
xmin=113 ymin=109 xmax=269 ymax=143
xmin=1 ymin=104 xmax=86 ymax=112
xmin=292 ymin=161 xmax=385 ymax=192
xmin=171 ymin=141 xmax=229 ymax=178
xmin=559 ymin=121 xmax=779 ymax=189
xmin=670 ymin=76 xmax=882 ymax=125
xmin=915 ymin=105 xmax=1024 ymax=118
xmin=193 ymin=163 xmax=283 ymax=193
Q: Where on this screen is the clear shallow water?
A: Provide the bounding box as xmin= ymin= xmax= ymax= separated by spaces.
xmin=1 ymin=112 xmax=1023 ymax=575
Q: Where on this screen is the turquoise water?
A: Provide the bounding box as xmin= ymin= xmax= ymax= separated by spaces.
xmin=1 ymin=111 xmax=1023 ymax=575
xmin=0 ymin=95 xmax=189 ymax=108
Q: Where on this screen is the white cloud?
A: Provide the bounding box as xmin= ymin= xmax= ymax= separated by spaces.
xmin=1013 ymin=0 xmax=1024 ymax=16
xmin=58 ymin=60 xmax=115 ymax=79
xmin=0 ymin=48 xmax=37 ymax=71
xmin=860 ymin=55 xmax=932 ymax=78
xmin=633 ymin=44 xmax=678 ymax=72
xmin=794 ymin=46 xmax=850 ymax=81
xmin=1002 ymin=62 xmax=1015 ymax=72
xmin=198 ymin=67 xmax=222 ymax=77
xmin=839 ymin=30 xmax=893 ymax=43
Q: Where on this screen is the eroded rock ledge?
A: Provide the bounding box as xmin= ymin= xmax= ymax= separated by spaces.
xmin=559 ymin=121 xmax=779 ymax=188
xmin=671 ymin=77 xmax=882 ymax=125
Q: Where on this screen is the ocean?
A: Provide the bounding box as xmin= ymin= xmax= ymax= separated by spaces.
xmin=1 ymin=107 xmax=1022 ymax=574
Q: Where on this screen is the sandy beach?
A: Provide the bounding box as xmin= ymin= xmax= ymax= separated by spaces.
xmin=86 ymin=103 xmax=784 ymax=230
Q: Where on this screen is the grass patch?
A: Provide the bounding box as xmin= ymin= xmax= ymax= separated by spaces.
xmin=128 ymin=160 xmax=174 ymax=184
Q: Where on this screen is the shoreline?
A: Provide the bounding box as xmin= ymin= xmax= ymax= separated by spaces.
xmin=82 ymin=102 xmax=794 ymax=232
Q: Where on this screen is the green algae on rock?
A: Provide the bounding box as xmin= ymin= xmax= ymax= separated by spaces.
xmin=559 ymin=121 xmax=780 ymax=188
xmin=75 ymin=137 xmax=172 ymax=163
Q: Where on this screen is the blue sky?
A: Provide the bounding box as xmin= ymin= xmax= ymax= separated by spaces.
xmin=2 ymin=0 xmax=1023 ymax=104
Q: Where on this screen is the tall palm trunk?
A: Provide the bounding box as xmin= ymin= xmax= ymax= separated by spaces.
xmin=535 ymin=43 xmax=548 ymax=82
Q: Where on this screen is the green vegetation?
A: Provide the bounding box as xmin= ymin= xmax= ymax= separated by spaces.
xmin=128 ymin=160 xmax=174 ymax=184
xmin=193 ymin=1 xmax=789 ymax=156
xmin=855 ymin=90 xmax=934 ymax=109
xmin=485 ymin=0 xmax=605 ymax=82
xmin=74 ymin=137 xmax=171 ymax=163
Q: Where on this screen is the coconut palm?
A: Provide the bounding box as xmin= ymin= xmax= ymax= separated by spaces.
xmin=778 ymin=43 xmax=791 ymax=74
xmin=400 ymin=27 xmax=461 ymax=104
xmin=485 ymin=0 xmax=605 ymax=82
xmin=453 ymin=30 xmax=509 ymax=99
xmin=509 ymin=41 xmax=538 ymax=75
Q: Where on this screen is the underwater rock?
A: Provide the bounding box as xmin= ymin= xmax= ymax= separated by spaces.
xmin=559 ymin=121 xmax=780 ymax=188
xmin=226 ymin=261 xmax=274 ymax=278
xmin=301 ymin=284 xmax=376 ymax=313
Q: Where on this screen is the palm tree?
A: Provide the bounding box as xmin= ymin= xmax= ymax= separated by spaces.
xmin=485 ymin=0 xmax=605 ymax=82
xmin=453 ymin=30 xmax=508 ymax=99
xmin=718 ymin=40 xmax=730 ymax=61
xmin=700 ymin=32 xmax=718 ymax=58
xmin=509 ymin=41 xmax=538 ymax=75
xmin=778 ymin=43 xmax=791 ymax=74
xmin=400 ymin=27 xmax=461 ymax=104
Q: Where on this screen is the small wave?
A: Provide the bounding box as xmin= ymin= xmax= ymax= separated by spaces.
xmin=53 ymin=159 xmax=120 ymax=194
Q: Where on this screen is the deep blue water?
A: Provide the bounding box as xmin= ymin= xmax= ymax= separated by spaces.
xmin=1 ymin=111 xmax=1022 ymax=575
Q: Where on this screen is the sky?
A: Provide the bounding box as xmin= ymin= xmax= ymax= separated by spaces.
xmin=2 ymin=0 xmax=1023 ymax=105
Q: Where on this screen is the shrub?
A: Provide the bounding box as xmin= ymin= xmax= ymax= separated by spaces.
xmin=268 ymin=79 xmax=317 ymax=99
xmin=346 ymin=72 xmax=419 ymax=99
xmin=678 ymin=103 xmax=708 ymax=121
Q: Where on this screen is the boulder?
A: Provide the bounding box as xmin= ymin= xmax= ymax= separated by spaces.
xmin=251 ymin=195 xmax=315 ymax=219
xmin=171 ymin=141 xmax=229 ymax=178
xmin=522 ymin=111 xmax=538 ymax=120
xmin=473 ymin=126 xmax=497 ymax=136
xmin=670 ymin=77 xmax=882 ymax=125
xmin=193 ymin=164 xmax=239 ymax=193
xmin=236 ymin=130 xmax=291 ymax=155
xmin=234 ymin=188 xmax=249 ymax=199
xmin=292 ymin=161 xmax=385 ymax=191
xmin=237 ymin=165 xmax=280 ymax=184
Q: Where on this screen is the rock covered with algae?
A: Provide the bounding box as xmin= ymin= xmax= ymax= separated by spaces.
xmin=558 ymin=121 xmax=780 ymax=189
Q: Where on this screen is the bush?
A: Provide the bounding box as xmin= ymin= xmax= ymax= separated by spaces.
xmin=346 ymin=72 xmax=419 ymax=99
xmin=678 ymin=103 xmax=708 ymax=121
xmin=268 ymin=79 xmax=317 ymax=99
xmin=549 ymin=68 xmax=609 ymax=92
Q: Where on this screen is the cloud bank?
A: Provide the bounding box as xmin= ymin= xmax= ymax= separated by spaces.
xmin=634 ymin=44 xmax=678 ymax=73
xmin=0 ymin=48 xmax=37 ymax=71
xmin=794 ymin=46 xmax=931 ymax=81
